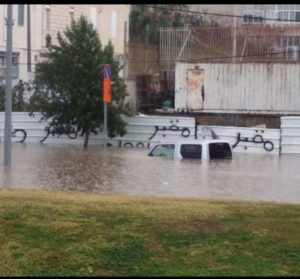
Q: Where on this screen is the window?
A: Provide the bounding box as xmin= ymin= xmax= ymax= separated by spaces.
xmin=278 ymin=11 xmax=289 ymax=20
xmin=209 ymin=143 xmax=232 ymax=159
xmin=276 ymin=36 xmax=282 ymax=46
xmin=276 ymin=35 xmax=300 ymax=47
xmin=0 ymin=52 xmax=19 ymax=79
xmin=243 ymin=5 xmax=300 ymax=25
xmin=265 ymin=5 xmax=275 ymax=10
xmin=180 ymin=144 xmax=202 ymax=159
xmin=12 ymin=56 xmax=18 ymax=66
xmin=0 ymin=56 xmax=4 ymax=67
xmin=286 ymin=45 xmax=299 ymax=61
xmin=282 ymin=36 xmax=288 ymax=47
xmin=69 ymin=7 xmax=74 ymax=23
xmin=277 ymin=6 xmax=300 ymax=23
xmin=91 ymin=7 xmax=97 ymax=29
xmin=149 ymin=144 xmax=175 ymax=158
xmin=18 ymin=5 xmax=24 ymax=26
xmin=45 ymin=5 xmax=50 ymax=30
xmin=111 ymin=10 xmax=117 ymax=38
xmin=243 ymin=14 xmax=263 ymax=23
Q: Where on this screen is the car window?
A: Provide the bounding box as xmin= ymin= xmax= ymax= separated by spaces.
xmin=209 ymin=142 xmax=232 ymax=159
xmin=180 ymin=144 xmax=202 ymax=159
xmin=149 ymin=144 xmax=175 ymax=158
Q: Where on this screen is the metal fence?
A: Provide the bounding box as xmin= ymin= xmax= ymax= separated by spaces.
xmin=159 ymin=25 xmax=300 ymax=66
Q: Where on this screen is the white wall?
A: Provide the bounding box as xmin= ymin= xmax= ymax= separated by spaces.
xmin=281 ymin=116 xmax=300 ymax=153
xmin=0 ymin=112 xmax=285 ymax=155
xmin=175 ymin=62 xmax=300 ymax=114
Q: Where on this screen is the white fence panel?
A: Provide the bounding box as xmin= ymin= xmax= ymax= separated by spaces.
xmin=2 ymin=112 xmax=300 ymax=155
xmin=176 ymin=63 xmax=300 ymax=114
xmin=197 ymin=125 xmax=280 ymax=155
xmin=281 ymin=116 xmax=300 ymax=154
xmin=0 ymin=112 xmax=197 ymax=148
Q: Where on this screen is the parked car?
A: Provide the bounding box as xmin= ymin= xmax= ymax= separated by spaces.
xmin=148 ymin=139 xmax=232 ymax=160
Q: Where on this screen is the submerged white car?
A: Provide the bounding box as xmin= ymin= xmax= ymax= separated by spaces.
xmin=148 ymin=139 xmax=232 ymax=160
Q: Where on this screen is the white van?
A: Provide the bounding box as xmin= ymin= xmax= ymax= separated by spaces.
xmin=148 ymin=139 xmax=232 ymax=160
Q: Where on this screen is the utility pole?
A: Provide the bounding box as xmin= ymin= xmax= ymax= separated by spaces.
xmin=232 ymin=4 xmax=237 ymax=63
xmin=144 ymin=24 xmax=149 ymax=73
xmin=4 ymin=4 xmax=13 ymax=167
xmin=103 ymin=102 xmax=107 ymax=148
xmin=123 ymin=20 xmax=127 ymax=80
xmin=27 ymin=4 xmax=31 ymax=72
xmin=103 ymin=64 xmax=112 ymax=148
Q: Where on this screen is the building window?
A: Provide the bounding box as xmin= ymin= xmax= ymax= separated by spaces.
xmin=45 ymin=5 xmax=50 ymax=30
xmin=12 ymin=56 xmax=18 ymax=66
xmin=0 ymin=57 xmax=4 ymax=68
xmin=243 ymin=14 xmax=263 ymax=23
xmin=277 ymin=35 xmax=300 ymax=47
xmin=69 ymin=7 xmax=74 ymax=23
xmin=111 ymin=11 xmax=117 ymax=38
xmin=277 ymin=6 xmax=300 ymax=22
xmin=0 ymin=52 xmax=20 ymax=79
xmin=91 ymin=7 xmax=97 ymax=29
xmin=18 ymin=5 xmax=25 ymax=26
xmin=243 ymin=5 xmax=300 ymax=24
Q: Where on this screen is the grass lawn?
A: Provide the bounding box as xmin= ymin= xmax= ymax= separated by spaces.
xmin=0 ymin=189 xmax=299 ymax=276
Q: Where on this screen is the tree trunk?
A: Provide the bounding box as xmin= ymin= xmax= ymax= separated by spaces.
xmin=83 ymin=129 xmax=90 ymax=149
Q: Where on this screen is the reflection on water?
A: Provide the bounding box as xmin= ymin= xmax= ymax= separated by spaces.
xmin=0 ymin=143 xmax=299 ymax=204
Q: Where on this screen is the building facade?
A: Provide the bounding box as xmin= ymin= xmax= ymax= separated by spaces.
xmin=0 ymin=4 xmax=130 ymax=85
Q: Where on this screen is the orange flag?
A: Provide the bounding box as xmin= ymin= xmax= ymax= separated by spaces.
xmin=103 ymin=64 xmax=112 ymax=103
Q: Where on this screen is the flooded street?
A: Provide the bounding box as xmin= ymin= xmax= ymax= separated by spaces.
xmin=0 ymin=143 xmax=299 ymax=204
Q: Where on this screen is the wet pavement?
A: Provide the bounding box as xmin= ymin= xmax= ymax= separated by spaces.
xmin=0 ymin=143 xmax=299 ymax=204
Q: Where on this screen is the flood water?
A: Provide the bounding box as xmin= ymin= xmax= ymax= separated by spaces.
xmin=0 ymin=143 xmax=299 ymax=204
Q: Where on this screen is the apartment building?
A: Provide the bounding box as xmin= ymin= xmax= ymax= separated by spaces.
xmin=191 ymin=5 xmax=300 ymax=25
xmin=0 ymin=4 xmax=130 ymax=84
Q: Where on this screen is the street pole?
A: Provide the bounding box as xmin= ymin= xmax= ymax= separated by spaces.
xmin=27 ymin=4 xmax=31 ymax=72
xmin=232 ymin=4 xmax=237 ymax=63
xmin=102 ymin=64 xmax=111 ymax=148
xmin=103 ymin=103 xmax=107 ymax=148
xmin=4 ymin=4 xmax=13 ymax=167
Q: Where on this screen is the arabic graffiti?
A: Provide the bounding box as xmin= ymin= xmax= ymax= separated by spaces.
xmin=120 ymin=120 xmax=194 ymax=148
xmin=12 ymin=129 xmax=27 ymax=143
xmin=40 ymin=125 xmax=79 ymax=143
xmin=232 ymin=132 xmax=274 ymax=152
xmin=148 ymin=124 xmax=191 ymax=141
xmin=0 ymin=128 xmax=27 ymax=143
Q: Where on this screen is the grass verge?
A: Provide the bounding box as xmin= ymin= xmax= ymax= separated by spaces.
xmin=0 ymin=189 xmax=299 ymax=276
